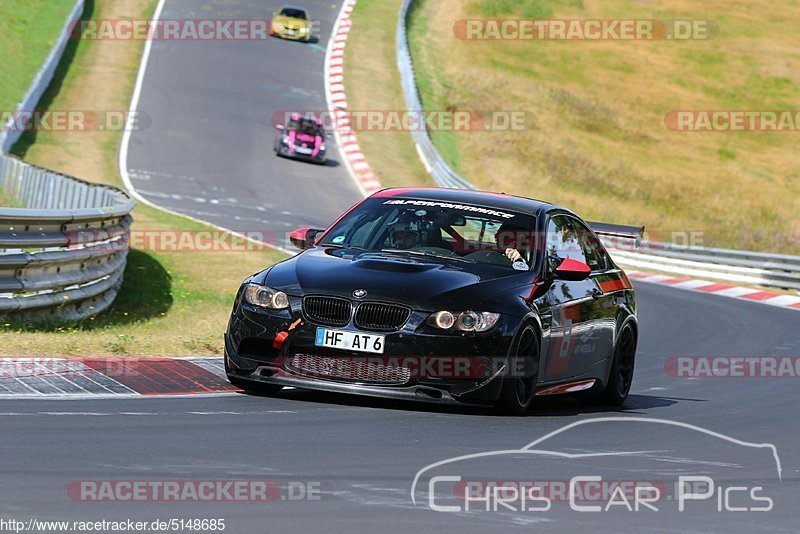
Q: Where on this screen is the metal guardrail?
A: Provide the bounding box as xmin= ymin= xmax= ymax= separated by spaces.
xmin=0 ymin=154 xmax=135 ymax=321
xmin=395 ymin=0 xmax=800 ymax=293
xmin=605 ymin=241 xmax=800 ymax=292
xmin=396 ymin=0 xmax=475 ymax=190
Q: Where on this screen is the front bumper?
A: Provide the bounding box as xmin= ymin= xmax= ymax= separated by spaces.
xmin=271 ymin=28 xmax=311 ymax=41
xmin=275 ymin=143 xmax=326 ymax=163
xmin=225 ymin=297 xmax=521 ymax=405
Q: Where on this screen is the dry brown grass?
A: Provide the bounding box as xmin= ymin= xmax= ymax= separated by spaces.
xmin=407 ymin=0 xmax=800 ymax=253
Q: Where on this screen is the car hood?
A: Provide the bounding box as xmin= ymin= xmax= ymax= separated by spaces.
xmin=260 ymin=247 xmax=533 ymax=312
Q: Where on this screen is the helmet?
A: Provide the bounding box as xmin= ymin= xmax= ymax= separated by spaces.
xmin=388 ymin=220 xmax=422 ymax=249
xmin=388 ymin=210 xmax=443 ymax=249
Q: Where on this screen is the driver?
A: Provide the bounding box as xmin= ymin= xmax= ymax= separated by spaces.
xmin=495 ymin=223 xmax=531 ymax=264
xmin=388 ymin=220 xmax=422 ymax=249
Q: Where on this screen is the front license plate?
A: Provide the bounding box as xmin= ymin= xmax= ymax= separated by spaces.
xmin=315 ymin=328 xmax=385 ymax=354
xmin=295 ymin=146 xmax=312 ymax=154
xmin=285 ymin=29 xmax=295 ymax=35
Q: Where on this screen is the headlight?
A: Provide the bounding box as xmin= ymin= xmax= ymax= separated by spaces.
xmin=281 ymin=137 xmax=290 ymax=144
xmin=320 ymin=144 xmax=326 ymax=151
xmin=244 ymin=283 xmax=289 ymax=309
xmin=426 ymin=311 xmax=500 ymax=332
xmin=429 ymin=311 xmax=455 ymax=329
xmin=299 ymin=27 xmax=309 ymax=33
xmin=458 ymin=311 xmax=479 ymax=331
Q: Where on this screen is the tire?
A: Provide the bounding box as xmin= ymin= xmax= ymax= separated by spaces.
xmin=225 ymin=356 xmax=283 ymax=396
xmin=597 ymin=323 xmax=637 ymax=405
xmin=495 ymin=324 xmax=540 ymax=415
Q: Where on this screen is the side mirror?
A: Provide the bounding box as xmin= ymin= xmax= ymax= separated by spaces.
xmin=554 ymin=257 xmax=591 ymax=281
xmin=325 ymin=132 xmax=333 ymax=139
xmin=289 ymin=227 xmax=323 ymax=250
xmin=275 ymin=123 xmax=285 ymax=131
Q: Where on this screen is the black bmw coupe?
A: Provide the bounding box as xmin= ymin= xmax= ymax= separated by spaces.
xmin=225 ymin=188 xmax=641 ymax=414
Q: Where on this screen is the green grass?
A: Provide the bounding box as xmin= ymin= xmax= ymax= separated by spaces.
xmin=0 ymin=192 xmax=18 ymax=207
xmin=0 ymin=0 xmax=77 ymax=112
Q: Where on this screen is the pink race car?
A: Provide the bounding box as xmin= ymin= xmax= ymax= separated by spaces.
xmin=274 ymin=113 xmax=328 ymax=164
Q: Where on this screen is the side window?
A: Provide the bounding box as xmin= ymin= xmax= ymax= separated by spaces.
xmin=591 ymin=236 xmax=614 ymax=272
xmin=570 ymin=219 xmax=604 ymax=271
xmin=546 ymin=215 xmax=587 ymax=269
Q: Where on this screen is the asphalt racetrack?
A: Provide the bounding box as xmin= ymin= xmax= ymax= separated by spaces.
xmin=3 ymin=282 xmax=799 ymax=532
xmin=124 ymin=0 xmax=363 ymax=249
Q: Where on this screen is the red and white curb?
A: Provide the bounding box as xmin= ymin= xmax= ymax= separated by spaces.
xmin=0 ymin=357 xmax=237 ymax=398
xmin=325 ymin=0 xmax=382 ymax=197
xmin=627 ymin=271 xmax=800 ymax=311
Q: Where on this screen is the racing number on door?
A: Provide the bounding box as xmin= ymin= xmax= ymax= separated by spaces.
xmin=545 ymin=305 xmax=580 ymax=377
xmin=559 ymin=318 xmax=573 ymax=360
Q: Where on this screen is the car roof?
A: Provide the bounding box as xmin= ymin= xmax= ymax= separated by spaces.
xmin=372 ymin=187 xmax=557 ymax=216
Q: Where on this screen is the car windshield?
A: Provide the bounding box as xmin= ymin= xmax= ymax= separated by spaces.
xmin=298 ymin=119 xmax=321 ymax=136
xmin=280 ymin=8 xmax=307 ymax=19
xmin=287 ymin=117 xmax=321 ymax=136
xmin=319 ymin=197 xmax=538 ymax=269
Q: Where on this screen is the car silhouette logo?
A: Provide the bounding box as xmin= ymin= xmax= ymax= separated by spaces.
xmin=353 ymin=289 xmax=367 ymax=298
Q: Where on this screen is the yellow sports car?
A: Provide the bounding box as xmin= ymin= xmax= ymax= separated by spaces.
xmin=270 ymin=5 xmax=312 ymax=42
